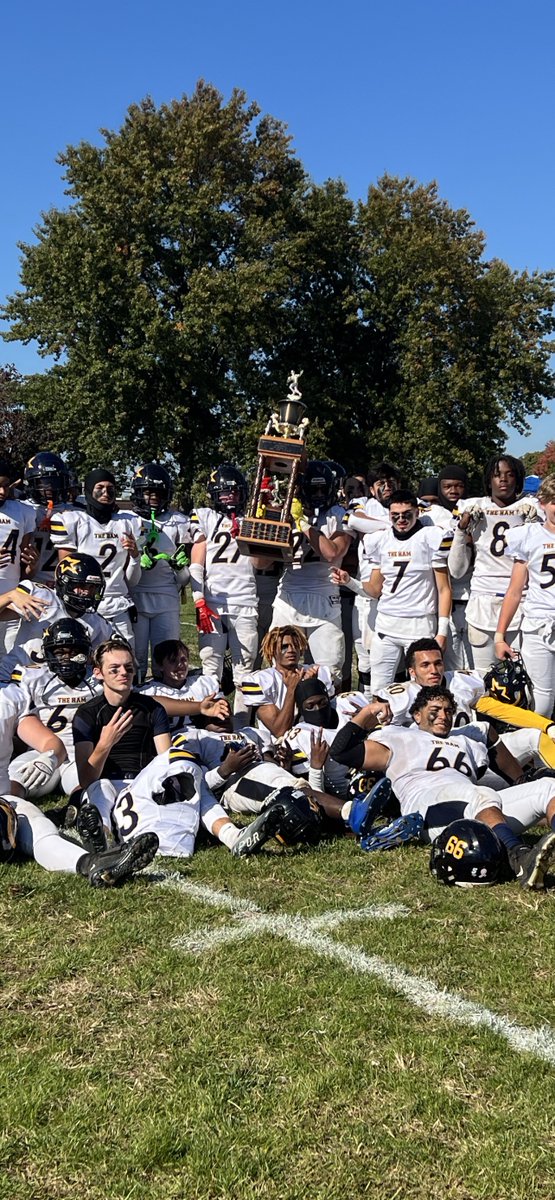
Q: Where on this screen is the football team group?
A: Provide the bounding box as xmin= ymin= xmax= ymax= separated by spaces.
xmin=1 ymin=448 xmax=555 ymax=894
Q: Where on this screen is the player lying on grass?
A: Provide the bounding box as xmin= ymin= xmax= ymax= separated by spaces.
xmin=0 ymin=793 xmax=158 ymax=887
xmin=331 ymin=685 xmax=555 ymax=890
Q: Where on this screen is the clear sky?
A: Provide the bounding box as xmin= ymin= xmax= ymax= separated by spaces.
xmin=2 ymin=0 xmax=554 ymax=458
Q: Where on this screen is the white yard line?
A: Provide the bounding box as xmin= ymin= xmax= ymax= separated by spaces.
xmin=154 ymin=871 xmax=555 ymax=1064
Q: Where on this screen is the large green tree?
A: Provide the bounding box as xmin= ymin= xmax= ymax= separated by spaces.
xmin=3 ymin=87 xmax=555 ymax=487
xmin=355 ymin=176 xmax=555 ymax=479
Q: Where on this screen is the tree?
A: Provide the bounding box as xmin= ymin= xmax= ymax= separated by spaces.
xmin=3 ymin=91 xmax=555 ymax=488
xmin=0 ymin=365 xmax=42 ymax=479
xmin=535 ymin=442 xmax=555 ymax=477
xmin=354 ymin=176 xmax=555 ymax=480
xmin=521 ymin=450 xmax=541 ymax=475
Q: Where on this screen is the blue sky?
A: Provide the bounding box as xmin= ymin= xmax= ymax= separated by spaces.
xmin=2 ymin=0 xmax=554 ymax=458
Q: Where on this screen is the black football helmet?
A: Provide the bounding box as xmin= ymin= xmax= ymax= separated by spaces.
xmin=323 ymin=460 xmax=347 ymax=503
xmin=430 ymin=820 xmax=506 ymax=887
xmin=55 ymin=554 xmax=105 ymax=617
xmin=132 ymin=462 xmax=173 ymax=516
xmin=24 ymin=452 xmax=70 ymax=505
xmin=484 ymin=653 xmax=533 ymax=709
xmin=232 ymin=786 xmax=323 ymax=857
xmin=207 ymin=464 xmax=248 ymax=514
xmin=300 ymin=461 xmax=335 ymax=513
xmin=42 ymin=619 xmax=92 ymax=686
xmin=0 ymin=796 xmax=18 ymax=862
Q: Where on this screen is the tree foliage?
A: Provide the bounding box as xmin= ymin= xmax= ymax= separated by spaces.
xmin=3 ymin=83 xmax=555 ymax=489
xmin=535 ymin=442 xmax=555 ymax=478
xmin=0 ymin=365 xmax=42 ymax=478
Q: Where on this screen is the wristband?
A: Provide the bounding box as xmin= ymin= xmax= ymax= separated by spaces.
xmin=437 ymin=617 xmax=450 ymax=637
xmin=342 ymin=575 xmax=365 ymax=596
xmin=188 ymin=561 xmax=205 ymax=597
xmin=493 ymin=633 xmax=506 ymax=643
xmin=308 ymin=767 xmax=325 ymax=792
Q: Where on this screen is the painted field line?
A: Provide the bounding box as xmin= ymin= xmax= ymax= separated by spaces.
xmin=154 ymin=871 xmax=555 ymax=1065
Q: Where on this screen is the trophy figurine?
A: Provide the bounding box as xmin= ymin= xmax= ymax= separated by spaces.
xmin=237 ymin=371 xmax=309 ymax=560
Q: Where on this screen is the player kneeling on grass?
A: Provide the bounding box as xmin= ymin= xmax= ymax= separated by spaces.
xmin=0 ymin=793 xmax=158 ymax=887
xmin=331 ymin=685 xmax=555 ymax=890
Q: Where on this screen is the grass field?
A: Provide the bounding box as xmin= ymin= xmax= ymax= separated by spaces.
xmin=2 ymin=602 xmax=555 ymax=1199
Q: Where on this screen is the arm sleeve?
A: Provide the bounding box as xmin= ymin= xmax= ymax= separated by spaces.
xmin=447 ymin=525 xmax=472 ymax=579
xmin=329 ymin=721 xmax=369 ymax=768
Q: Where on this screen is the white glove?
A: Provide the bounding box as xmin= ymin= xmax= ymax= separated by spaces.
xmin=521 ymin=502 xmax=540 ymax=523
xmin=466 ymin=502 xmax=484 ymax=524
xmin=16 ymin=751 xmax=59 ymax=791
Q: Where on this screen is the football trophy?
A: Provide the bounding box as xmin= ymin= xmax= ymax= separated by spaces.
xmin=237 ymin=371 xmax=309 ymax=560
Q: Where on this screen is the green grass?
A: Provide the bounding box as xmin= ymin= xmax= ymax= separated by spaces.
xmin=2 ymin=596 xmax=555 ymax=1198
xmin=2 ymin=840 xmax=555 ymax=1200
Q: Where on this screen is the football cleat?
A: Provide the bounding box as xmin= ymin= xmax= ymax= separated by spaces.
xmin=76 ymin=803 xmax=108 ymax=855
xmin=360 ymin=813 xmax=424 ymax=852
xmin=508 ymin=830 xmax=555 ymax=890
xmin=348 ymin=778 xmax=392 ymax=837
xmin=231 ymin=805 xmax=283 ymax=858
xmin=82 ymin=832 xmax=159 ymax=887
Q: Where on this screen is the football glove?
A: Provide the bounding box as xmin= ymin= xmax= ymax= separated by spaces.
xmin=291 ymin=497 xmax=310 ymax=533
xmin=16 ymin=750 xmax=59 ymax=792
xmin=140 ymin=542 xmax=158 ymax=570
xmin=195 ymin=599 xmax=218 ymax=634
xmin=168 ymin=544 xmax=189 ymax=571
xmin=521 ymin=502 xmax=541 ymax=524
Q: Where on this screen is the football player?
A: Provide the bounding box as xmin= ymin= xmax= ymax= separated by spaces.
xmin=139 ymin=638 xmax=225 ymax=733
xmin=189 ymin=463 xmax=258 ymax=725
xmin=8 ymin=619 xmax=102 ymax=798
xmin=23 ymin=452 xmax=72 ymax=586
xmin=239 ymin=625 xmax=334 ymax=741
xmin=0 ymin=792 xmax=158 ymax=885
xmin=332 ymin=685 xmax=555 ymax=889
xmin=0 ymin=457 xmax=38 ymax=654
xmin=130 ymin=462 xmax=190 ymax=679
xmin=495 ymin=476 xmax=555 ymax=716
xmin=332 ymin=491 xmax=451 ymax=691
xmin=269 ymin=461 xmax=354 ymax=683
xmin=448 ymin=454 xmax=539 ymax=673
xmin=50 ymin=468 xmax=142 ymax=646
xmin=421 ymin=464 xmax=472 ymax=670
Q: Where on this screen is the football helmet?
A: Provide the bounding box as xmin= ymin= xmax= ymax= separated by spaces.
xmin=430 ymin=820 xmax=505 ymax=887
xmin=484 ymin=653 xmax=533 ymax=709
xmin=24 ymin=452 xmax=70 ymax=505
xmin=323 ymin=460 xmax=347 ymax=503
xmin=232 ymin=787 xmax=323 ymax=857
xmin=300 ymin=461 xmax=335 ymax=513
xmin=0 ymin=797 xmax=18 ymax=862
xmin=55 ymin=554 xmax=105 ymax=616
xmin=132 ymin=462 xmax=173 ymax=516
xmin=207 ymin=464 xmax=248 ymax=514
xmin=42 ymin=618 xmax=92 ymax=686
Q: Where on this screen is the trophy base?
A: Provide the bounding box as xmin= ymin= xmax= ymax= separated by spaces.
xmin=237 ymin=519 xmax=293 ymax=561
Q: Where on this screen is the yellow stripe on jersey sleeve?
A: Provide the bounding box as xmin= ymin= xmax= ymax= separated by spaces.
xmin=240 ymin=682 xmax=265 ymax=696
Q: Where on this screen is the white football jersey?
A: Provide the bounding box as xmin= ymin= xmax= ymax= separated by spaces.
xmin=504 ymin=524 xmax=555 ymax=622
xmin=190 ymin=508 xmax=257 ymax=612
xmin=277 ymin=505 xmax=349 ymax=596
xmin=375 ymin=671 xmax=485 ymax=728
xmin=26 ymin=501 xmax=73 ymax=585
xmin=10 ymin=662 xmax=102 ymax=758
xmin=0 ymin=681 xmax=35 ymax=788
xmin=455 ymin=496 xmax=541 ymax=598
xmin=138 ymin=671 xmax=222 ymax=732
xmin=112 ymin=749 xmax=205 ymax=857
xmin=130 ymin=511 xmax=190 ymax=613
xmin=50 ymin=509 xmax=142 ymax=616
xmin=362 ymin=524 xmax=447 ymax=624
xmin=239 ymin=665 xmax=334 ymax=730
xmin=367 ymin=724 xmax=489 ymax=813
xmin=0 ymin=499 xmax=36 ymax=595
xmin=283 ymin=723 xmax=351 ymax=796
xmin=11 ymin=581 xmax=113 ymax=647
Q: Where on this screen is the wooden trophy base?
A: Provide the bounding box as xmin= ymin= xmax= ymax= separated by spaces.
xmin=237 ymin=518 xmax=293 ymax=560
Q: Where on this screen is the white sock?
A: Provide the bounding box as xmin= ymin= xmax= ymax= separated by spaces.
xmin=218 ymin=822 xmax=241 ymax=850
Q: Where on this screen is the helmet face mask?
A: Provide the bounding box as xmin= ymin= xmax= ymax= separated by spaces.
xmin=55 ymin=555 xmax=105 ymax=617
xmin=132 ymin=463 xmax=173 ymax=517
xmin=483 ymin=653 xmax=533 ymax=709
xmin=24 ymin=452 xmax=70 ymax=506
xmin=430 ymin=820 xmax=506 ymax=887
xmin=42 ymin=619 xmax=92 ymax=686
xmin=300 ymin=462 xmax=335 ymax=513
xmin=208 ymin=464 xmax=248 ymax=514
